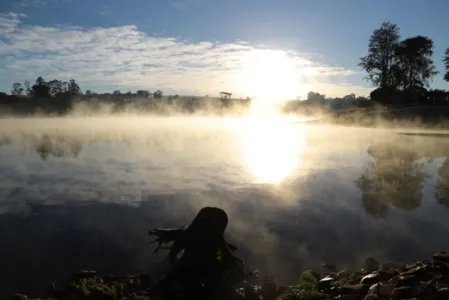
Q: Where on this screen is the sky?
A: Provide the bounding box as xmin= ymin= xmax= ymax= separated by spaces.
xmin=0 ymin=0 xmax=448 ymax=99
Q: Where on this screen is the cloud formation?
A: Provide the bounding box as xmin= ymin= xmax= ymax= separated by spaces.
xmin=0 ymin=12 xmax=370 ymax=97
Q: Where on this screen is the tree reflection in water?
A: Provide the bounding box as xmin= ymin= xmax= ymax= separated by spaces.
xmin=356 ymin=140 xmax=428 ymax=218
xmin=34 ymin=134 xmax=83 ymax=160
xmin=0 ymin=134 xmax=83 ymax=160
xmin=435 ymin=158 xmax=449 ymax=206
xmin=357 ymin=134 xmax=449 ymax=218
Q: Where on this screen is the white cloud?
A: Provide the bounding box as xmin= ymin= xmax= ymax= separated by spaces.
xmin=16 ymin=0 xmax=69 ymax=8
xmin=0 ymin=13 xmax=371 ymax=97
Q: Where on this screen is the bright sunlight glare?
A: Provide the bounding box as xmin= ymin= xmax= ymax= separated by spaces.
xmin=238 ymin=49 xmax=303 ymax=116
xmin=234 ymin=116 xmax=307 ymax=184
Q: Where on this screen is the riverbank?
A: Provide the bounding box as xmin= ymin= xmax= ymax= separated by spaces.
xmin=12 ymin=251 xmax=449 ymax=300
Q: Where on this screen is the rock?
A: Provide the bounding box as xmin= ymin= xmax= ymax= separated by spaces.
xmin=335 ymin=295 xmax=361 ymax=300
xmin=360 ymin=273 xmax=379 ymax=285
xmin=434 ymin=261 xmax=449 ymax=272
xmin=364 ymin=257 xmax=380 ymax=272
xmin=400 ymin=265 xmax=429 ymax=280
xmin=73 ymin=269 xmax=97 ymax=280
xmin=434 ymin=252 xmax=449 ymax=264
xmin=337 ymin=268 xmax=352 ymax=279
xmin=318 ymin=276 xmax=335 ymax=290
xmin=368 ymin=283 xmax=394 ymax=298
xmin=322 ymin=263 xmax=338 ymax=273
xmin=11 ymin=294 xmax=27 ymax=300
xmin=377 ymin=269 xmax=399 ymax=281
xmin=339 ymin=284 xmax=366 ymax=295
xmin=437 ymin=287 xmax=449 ymax=299
xmin=381 ymin=262 xmax=403 ymax=270
xmin=396 ymin=275 xmax=420 ymax=287
xmin=364 ymin=295 xmax=378 ymax=300
xmin=392 ymin=286 xmax=414 ymax=299
xmin=414 ymin=284 xmax=432 ymax=298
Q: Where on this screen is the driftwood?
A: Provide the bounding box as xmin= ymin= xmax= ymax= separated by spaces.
xmin=148 ymin=207 xmax=245 ymax=299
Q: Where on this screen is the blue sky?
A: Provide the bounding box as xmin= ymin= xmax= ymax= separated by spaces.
xmin=0 ymin=0 xmax=448 ymax=98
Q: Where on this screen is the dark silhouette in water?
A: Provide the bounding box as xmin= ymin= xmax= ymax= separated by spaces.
xmin=356 ymin=134 xmax=449 ymax=218
xmin=148 ymin=206 xmax=245 ymax=300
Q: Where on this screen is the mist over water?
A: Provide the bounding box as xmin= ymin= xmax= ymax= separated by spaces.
xmin=1 ymin=115 xmax=449 ymax=297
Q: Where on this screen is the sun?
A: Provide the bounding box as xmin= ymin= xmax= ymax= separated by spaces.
xmin=238 ymin=49 xmax=302 ymax=114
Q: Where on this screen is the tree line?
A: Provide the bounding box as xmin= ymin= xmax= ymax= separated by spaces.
xmin=11 ymin=77 xmax=82 ymax=98
xmin=9 ymin=76 xmax=166 ymax=99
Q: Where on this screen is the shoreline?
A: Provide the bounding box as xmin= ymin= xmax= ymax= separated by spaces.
xmin=13 ymin=251 xmax=449 ymax=300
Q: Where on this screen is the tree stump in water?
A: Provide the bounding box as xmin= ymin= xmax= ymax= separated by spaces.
xmin=148 ymin=206 xmax=245 ymax=299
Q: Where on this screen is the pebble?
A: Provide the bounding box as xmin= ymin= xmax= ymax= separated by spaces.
xmin=361 ymin=273 xmax=379 ymax=285
xmin=368 ymin=283 xmax=394 ymax=298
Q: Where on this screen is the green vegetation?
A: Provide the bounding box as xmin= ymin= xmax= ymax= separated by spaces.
xmin=276 ymin=270 xmax=324 ymax=300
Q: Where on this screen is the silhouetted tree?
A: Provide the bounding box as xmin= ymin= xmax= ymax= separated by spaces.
xmin=113 ymin=90 xmax=121 ymax=95
xmin=67 ymin=79 xmax=81 ymax=95
xmin=359 ymin=22 xmax=400 ymax=88
xmin=137 ymin=90 xmax=150 ymax=98
xmin=306 ymin=91 xmax=326 ymax=105
xmin=393 ymin=36 xmax=437 ymax=90
xmin=154 ymin=90 xmax=163 ymax=99
xmin=427 ymin=89 xmax=448 ymax=105
xmin=444 ymin=47 xmax=449 ymax=82
xmin=32 ymin=77 xmax=50 ymax=98
xmin=11 ymin=82 xmax=23 ymax=96
xmin=85 ymin=90 xmax=93 ymax=96
xmin=47 ymin=79 xmax=63 ymax=97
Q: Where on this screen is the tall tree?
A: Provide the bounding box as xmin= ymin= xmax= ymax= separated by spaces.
xmin=11 ymin=82 xmax=23 ymax=96
xmin=359 ymin=22 xmax=400 ymax=88
xmin=47 ymin=79 xmax=63 ymax=97
xmin=67 ymin=79 xmax=81 ymax=95
xmin=31 ymin=77 xmax=50 ymax=98
xmin=113 ymin=90 xmax=121 ymax=95
xmin=393 ymin=36 xmax=437 ymax=90
xmin=444 ymin=47 xmax=449 ymax=82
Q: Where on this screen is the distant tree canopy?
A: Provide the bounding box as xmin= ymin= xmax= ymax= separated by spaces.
xmin=11 ymin=77 xmax=82 ymax=98
xmin=136 ymin=90 xmax=150 ymax=98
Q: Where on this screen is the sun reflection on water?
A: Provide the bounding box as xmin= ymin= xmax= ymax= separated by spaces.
xmin=235 ymin=115 xmax=307 ymax=184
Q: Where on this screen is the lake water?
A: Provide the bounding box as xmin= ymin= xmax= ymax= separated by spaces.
xmin=1 ymin=116 xmax=449 ymax=297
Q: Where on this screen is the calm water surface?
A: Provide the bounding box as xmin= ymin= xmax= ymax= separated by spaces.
xmin=0 ymin=116 xmax=448 ymax=297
